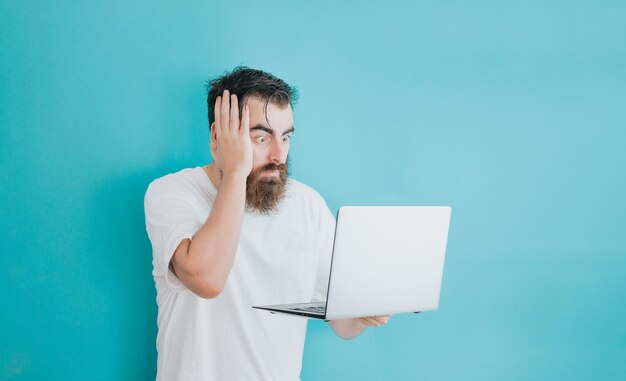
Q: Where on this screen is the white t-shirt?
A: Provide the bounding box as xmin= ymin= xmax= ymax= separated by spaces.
xmin=144 ymin=166 xmax=335 ymax=381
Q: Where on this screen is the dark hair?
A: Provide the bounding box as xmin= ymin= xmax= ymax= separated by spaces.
xmin=206 ymin=66 xmax=299 ymax=126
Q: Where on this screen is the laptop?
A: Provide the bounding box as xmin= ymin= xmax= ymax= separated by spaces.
xmin=252 ymin=206 xmax=451 ymax=320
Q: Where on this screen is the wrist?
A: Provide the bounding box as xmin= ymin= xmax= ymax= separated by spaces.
xmin=220 ymin=170 xmax=248 ymax=186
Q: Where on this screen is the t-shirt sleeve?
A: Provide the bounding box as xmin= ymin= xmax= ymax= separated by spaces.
xmin=144 ymin=181 xmax=203 ymax=292
xmin=312 ymin=201 xmax=336 ymax=302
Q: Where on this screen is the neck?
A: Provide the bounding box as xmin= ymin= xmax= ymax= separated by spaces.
xmin=202 ymin=164 xmax=222 ymax=189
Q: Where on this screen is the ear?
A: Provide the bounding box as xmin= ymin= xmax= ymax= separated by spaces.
xmin=210 ymin=122 xmax=218 ymax=157
xmin=210 ymin=122 xmax=217 ymax=140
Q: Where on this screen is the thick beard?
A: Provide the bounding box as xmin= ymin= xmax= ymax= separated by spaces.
xmin=245 ymin=161 xmax=289 ymax=214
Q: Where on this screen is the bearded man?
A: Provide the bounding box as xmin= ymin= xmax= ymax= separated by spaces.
xmin=144 ymin=67 xmax=389 ymax=381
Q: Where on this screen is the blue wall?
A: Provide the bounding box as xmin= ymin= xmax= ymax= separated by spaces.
xmin=1 ymin=1 xmax=625 ymax=380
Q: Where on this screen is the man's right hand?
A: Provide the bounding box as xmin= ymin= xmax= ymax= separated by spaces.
xmin=210 ymin=89 xmax=253 ymax=180
xmin=170 ymin=90 xmax=251 ymax=299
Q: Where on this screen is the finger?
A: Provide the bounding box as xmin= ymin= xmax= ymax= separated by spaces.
xmin=240 ymin=103 xmax=250 ymax=135
xmin=221 ymin=89 xmax=230 ymax=133
xmin=373 ymin=315 xmax=390 ymax=323
xmin=230 ymin=94 xmax=239 ymax=135
xmin=363 ymin=316 xmax=389 ymax=326
xmin=360 ymin=317 xmax=381 ymax=327
xmin=360 ymin=318 xmax=374 ymax=326
xmin=214 ymin=96 xmax=222 ymax=138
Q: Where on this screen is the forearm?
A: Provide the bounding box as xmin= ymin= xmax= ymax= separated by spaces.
xmin=329 ymin=318 xmax=368 ymax=340
xmin=185 ymin=173 xmax=247 ymax=288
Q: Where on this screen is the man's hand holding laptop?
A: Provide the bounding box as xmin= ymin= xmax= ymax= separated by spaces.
xmin=357 ymin=315 xmax=391 ymax=327
xmin=255 ymin=205 xmax=452 ymax=338
xmin=327 ymin=314 xmax=392 ymax=339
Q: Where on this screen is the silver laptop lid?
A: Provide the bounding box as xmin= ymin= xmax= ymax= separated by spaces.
xmin=325 ymin=206 xmax=451 ymax=320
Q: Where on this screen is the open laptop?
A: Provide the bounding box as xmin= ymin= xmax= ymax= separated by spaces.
xmin=252 ymin=206 xmax=451 ymax=320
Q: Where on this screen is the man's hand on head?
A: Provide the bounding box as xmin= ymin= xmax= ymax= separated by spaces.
xmin=210 ymin=89 xmax=253 ymax=180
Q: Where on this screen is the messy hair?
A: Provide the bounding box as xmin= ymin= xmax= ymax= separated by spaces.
xmin=206 ymin=66 xmax=299 ymax=126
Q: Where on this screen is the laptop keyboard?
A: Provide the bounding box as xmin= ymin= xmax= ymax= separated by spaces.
xmin=292 ymin=305 xmax=326 ymax=313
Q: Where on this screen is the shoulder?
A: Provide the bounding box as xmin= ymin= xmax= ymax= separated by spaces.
xmin=286 ymin=178 xmax=326 ymax=205
xmin=145 ymin=167 xmax=204 ymax=205
xmin=284 ymin=178 xmax=334 ymax=224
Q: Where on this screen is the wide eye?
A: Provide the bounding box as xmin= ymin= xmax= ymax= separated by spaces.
xmin=282 ymin=134 xmax=292 ymax=143
xmin=255 ymin=135 xmax=269 ymax=144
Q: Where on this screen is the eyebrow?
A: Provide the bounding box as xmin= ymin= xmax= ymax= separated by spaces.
xmin=250 ymin=124 xmax=295 ymax=137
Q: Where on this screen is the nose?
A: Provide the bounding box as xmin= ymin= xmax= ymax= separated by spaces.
xmin=268 ymin=138 xmax=288 ymax=164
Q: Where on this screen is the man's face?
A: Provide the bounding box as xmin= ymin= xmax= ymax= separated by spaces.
xmin=243 ymin=96 xmax=294 ymax=213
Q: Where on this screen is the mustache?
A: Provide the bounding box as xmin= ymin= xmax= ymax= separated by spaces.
xmin=261 ymin=162 xmax=287 ymax=172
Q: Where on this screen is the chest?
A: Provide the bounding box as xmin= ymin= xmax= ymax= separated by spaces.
xmin=227 ymin=210 xmax=320 ymax=302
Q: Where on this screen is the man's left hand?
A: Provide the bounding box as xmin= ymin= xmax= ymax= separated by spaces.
xmin=357 ymin=315 xmax=391 ymax=327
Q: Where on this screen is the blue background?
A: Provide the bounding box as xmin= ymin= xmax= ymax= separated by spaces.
xmin=1 ymin=1 xmax=625 ymax=380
